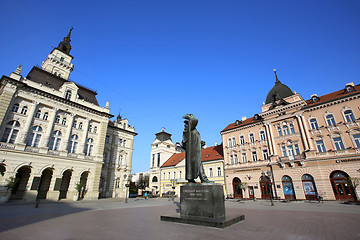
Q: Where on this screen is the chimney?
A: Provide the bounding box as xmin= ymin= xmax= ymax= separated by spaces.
xmin=242 ymin=116 xmax=247 ymax=121
xmin=215 ymin=142 xmax=218 ymax=146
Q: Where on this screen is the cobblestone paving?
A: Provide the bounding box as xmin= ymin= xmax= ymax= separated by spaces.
xmin=0 ymin=198 xmax=359 ymax=240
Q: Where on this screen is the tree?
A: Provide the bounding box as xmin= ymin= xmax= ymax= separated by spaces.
xmin=136 ymin=174 xmax=149 ymax=191
xmin=6 ymin=176 xmax=19 ymax=194
xmin=345 ymin=177 xmax=360 ymax=200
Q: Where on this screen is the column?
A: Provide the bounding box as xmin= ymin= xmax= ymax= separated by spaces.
xmin=300 ymin=114 xmax=315 ymax=150
xmin=79 ymin=118 xmax=90 ymax=155
xmin=264 ymin=123 xmax=274 ymax=155
xmin=296 ymin=114 xmax=309 ymax=150
xmin=19 ymin=101 xmax=38 ymax=145
xmin=41 ymin=108 xmax=58 ymax=148
xmin=61 ymin=113 xmax=75 ymax=152
xmin=268 ymin=123 xmax=278 ymax=155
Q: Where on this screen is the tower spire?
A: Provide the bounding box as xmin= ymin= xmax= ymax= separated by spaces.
xmin=57 ymin=27 xmax=73 ymax=54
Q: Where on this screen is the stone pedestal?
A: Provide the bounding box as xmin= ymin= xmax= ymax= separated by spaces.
xmin=161 ymin=183 xmax=245 ymax=228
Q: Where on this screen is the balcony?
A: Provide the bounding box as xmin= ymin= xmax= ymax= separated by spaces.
xmin=278 ymin=153 xmax=306 ymax=162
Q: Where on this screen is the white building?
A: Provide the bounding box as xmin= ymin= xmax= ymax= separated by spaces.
xmin=0 ymin=29 xmax=136 ymax=202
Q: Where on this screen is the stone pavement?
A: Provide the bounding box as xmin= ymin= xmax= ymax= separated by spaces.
xmin=0 ymin=198 xmax=359 ymax=240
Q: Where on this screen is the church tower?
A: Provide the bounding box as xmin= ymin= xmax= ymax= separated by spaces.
xmin=41 ymin=28 xmax=74 ymax=80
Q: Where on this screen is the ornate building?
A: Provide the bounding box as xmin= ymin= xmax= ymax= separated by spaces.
xmin=160 ymin=144 xmax=225 ymax=197
xmin=0 ymin=29 xmax=136 ymax=202
xmin=148 ymin=128 xmax=182 ymax=195
xmin=221 ymin=70 xmax=360 ymax=201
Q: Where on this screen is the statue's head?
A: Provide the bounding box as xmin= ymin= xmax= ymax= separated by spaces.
xmin=183 ymin=114 xmax=198 ymax=132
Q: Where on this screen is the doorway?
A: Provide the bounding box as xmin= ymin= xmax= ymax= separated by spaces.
xmin=59 ymin=170 xmax=72 ymax=200
xmin=330 ymin=171 xmax=356 ymax=201
xmin=260 ymin=175 xmax=271 ymax=199
xmin=10 ymin=166 xmax=31 ymax=200
xmin=232 ymin=177 xmax=243 ymax=199
xmin=37 ymin=168 xmax=53 ymax=199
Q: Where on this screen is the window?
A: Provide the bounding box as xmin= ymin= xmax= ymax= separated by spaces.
xmin=229 ymin=155 xmax=233 ymax=164
xmin=34 ymin=110 xmax=41 ymax=118
xmin=173 ymin=171 xmax=176 ymax=179
xmin=290 ymin=124 xmax=295 ymax=134
xmin=249 ymin=133 xmax=254 ymax=143
xmin=277 ymin=127 xmax=283 ymax=136
xmin=179 ymin=170 xmax=182 ymax=179
xmin=43 ymin=112 xmax=48 ymax=121
xmin=287 ymin=145 xmax=295 ymax=160
xmin=157 ymin=153 xmax=160 ymax=166
xmin=167 ymin=145 xmax=170 ymax=148
xmin=316 ymin=140 xmax=326 ymax=152
xmin=60 ymin=57 xmax=64 ymax=62
xmin=239 ymin=136 xmax=245 ymax=145
xmin=167 ymin=172 xmax=170 ymax=180
xmin=62 ymin=117 xmax=67 ymax=125
xmin=68 ymin=134 xmax=79 ymax=153
xmin=118 ymin=155 xmax=123 ymax=166
xmin=262 ymin=149 xmax=269 ymax=160
xmin=49 ymin=130 xmax=62 ymax=150
xmin=94 ymin=126 xmax=97 ymax=133
xmin=105 ymin=135 xmax=110 ymax=143
xmin=115 ymin=178 xmax=120 ymax=188
xmin=333 ymin=137 xmax=345 ymax=151
xmin=78 ymin=122 xmax=83 ymax=129
xmin=73 ymin=121 xmax=77 ymax=128
xmin=21 ymin=106 xmax=28 ymax=115
xmin=294 ymin=144 xmax=300 ymax=155
xmin=234 ymin=154 xmax=238 ymax=164
xmin=26 ymin=126 xmax=42 ymax=147
xmin=123 ymin=140 xmax=126 ymax=147
xmin=353 ymin=134 xmax=360 ymax=148
xmin=259 ymin=131 xmax=266 ymax=141
xmin=12 ymin=103 xmax=19 ymax=113
xmin=344 ymin=110 xmax=356 ymax=122
xmin=152 ymin=154 xmax=155 ymax=167
xmin=310 ymin=119 xmax=318 ymax=130
xmin=55 ymin=115 xmax=60 ymax=124
xmin=326 ymin=115 xmax=336 ymax=126
xmin=232 ymin=137 xmax=236 ymax=146
xmin=88 ymin=125 xmax=92 ymax=132
xmin=282 ymin=146 xmax=287 ymax=157
xmin=162 ymin=172 xmax=165 ymax=180
xmin=65 ymin=90 xmax=72 ymax=100
xmin=209 ymin=168 xmax=213 ymax=177
xmin=0 ymin=120 xmax=20 ymax=143
xmin=84 ymin=138 xmax=94 ymax=156
xmin=241 ymin=153 xmax=247 ymax=163
xmin=228 ymin=138 xmax=232 ymax=147
xmin=251 ymin=151 xmax=258 ymax=161
xmin=217 ymin=167 xmax=221 ymax=176
xmin=283 ymin=126 xmax=290 ymax=135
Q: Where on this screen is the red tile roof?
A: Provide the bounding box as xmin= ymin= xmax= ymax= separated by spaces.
xmin=161 ymin=144 xmax=223 ymax=168
xmin=220 ymin=117 xmax=259 ymax=133
xmin=303 ymin=83 xmax=360 ymax=108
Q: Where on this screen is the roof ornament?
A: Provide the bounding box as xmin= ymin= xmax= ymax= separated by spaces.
xmin=15 ymin=65 xmax=22 ymax=74
xmin=274 ymin=69 xmax=280 ymax=84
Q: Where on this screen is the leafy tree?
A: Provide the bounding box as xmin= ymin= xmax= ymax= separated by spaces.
xmin=136 ymin=174 xmax=149 ymax=190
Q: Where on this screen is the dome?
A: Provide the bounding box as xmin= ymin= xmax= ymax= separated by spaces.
xmin=265 ymin=71 xmax=294 ymax=104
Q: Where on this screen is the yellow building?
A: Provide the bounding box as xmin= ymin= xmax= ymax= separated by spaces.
xmin=160 ymin=144 xmax=226 ymax=197
xmin=221 ymin=71 xmax=360 ymax=201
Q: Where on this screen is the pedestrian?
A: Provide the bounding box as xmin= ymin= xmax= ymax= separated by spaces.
xmin=317 ymin=194 xmax=321 ymax=203
xmin=144 ymin=192 xmax=148 ymax=200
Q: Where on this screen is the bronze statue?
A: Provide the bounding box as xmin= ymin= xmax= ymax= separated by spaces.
xmin=181 ymin=114 xmax=211 ymax=183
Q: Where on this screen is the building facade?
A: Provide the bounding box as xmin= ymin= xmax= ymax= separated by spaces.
xmin=221 ymin=71 xmax=360 ymax=201
xmin=148 ymin=128 xmax=182 ymax=195
xmin=160 ymin=144 xmax=226 ymax=197
xmin=0 ymin=30 xmax=136 ymax=202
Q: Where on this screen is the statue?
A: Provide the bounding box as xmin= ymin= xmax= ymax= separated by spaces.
xmin=181 ymin=114 xmax=211 ymax=183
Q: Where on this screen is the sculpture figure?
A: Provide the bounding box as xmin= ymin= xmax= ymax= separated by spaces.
xmin=181 ymin=114 xmax=211 ymax=183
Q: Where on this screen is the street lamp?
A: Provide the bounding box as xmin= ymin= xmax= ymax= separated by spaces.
xmin=124 ymin=174 xmax=130 ymax=203
xmin=171 ymin=178 xmax=176 ymax=202
xmin=262 ymin=171 xmax=274 ymax=206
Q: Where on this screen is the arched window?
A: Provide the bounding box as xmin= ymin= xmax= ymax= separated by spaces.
xmin=68 ymin=134 xmax=79 ymax=153
xmin=12 ymin=103 xmax=19 ymax=113
xmin=282 ymin=175 xmax=296 ymax=200
xmin=326 ymin=114 xmax=336 ymax=126
xmin=249 ymin=133 xmax=255 ymax=143
xmin=21 ymin=106 xmax=28 ymax=115
xmin=344 ymin=110 xmax=356 ymax=122
xmin=228 ymin=138 xmax=232 ymax=147
xmin=283 ymin=126 xmax=289 ymax=135
xmin=26 ymin=126 xmax=42 ymax=147
xmin=277 ymin=127 xmax=283 ymax=136
xmin=152 ymin=176 xmax=158 ymax=182
xmin=118 ymin=155 xmax=123 ymax=166
xmin=289 ymin=124 xmax=295 ymax=134
xmin=84 ymin=138 xmax=94 ymax=156
xmin=239 ymin=136 xmax=245 ymax=145
xmin=0 ymin=120 xmax=20 ymax=143
xmin=78 ymin=122 xmax=83 ymax=129
xmin=259 ymin=131 xmax=266 ymax=141
xmin=115 ymin=178 xmax=120 ymax=188
xmin=302 ymin=174 xmax=317 ymax=200
xmin=232 ymin=137 xmax=236 ymax=146
xmin=310 ymin=118 xmax=318 ymax=130
xmin=43 ymin=112 xmax=48 ymax=121
xmin=65 ymin=90 xmax=72 ymax=100
xmin=49 ymin=130 xmax=62 ymax=150
xmin=34 ymin=110 xmax=41 ymax=118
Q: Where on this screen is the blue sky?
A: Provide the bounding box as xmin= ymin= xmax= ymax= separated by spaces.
xmin=1 ymin=1 xmax=360 ymax=173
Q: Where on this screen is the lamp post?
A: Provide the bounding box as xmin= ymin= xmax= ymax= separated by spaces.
xmin=124 ymin=174 xmax=130 ymax=203
xmin=171 ymin=178 xmax=176 ymax=202
xmin=262 ymin=171 xmax=274 ymax=206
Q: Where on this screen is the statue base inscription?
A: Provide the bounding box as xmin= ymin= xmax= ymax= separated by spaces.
xmin=161 ymin=184 xmax=245 ymax=228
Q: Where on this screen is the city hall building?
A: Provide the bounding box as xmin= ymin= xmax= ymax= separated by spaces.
xmin=0 ymin=30 xmax=136 ymax=202
xmin=221 ymin=71 xmax=360 ymax=201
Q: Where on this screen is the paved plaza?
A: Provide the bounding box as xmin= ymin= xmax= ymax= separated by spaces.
xmin=0 ymin=198 xmax=359 ymax=240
